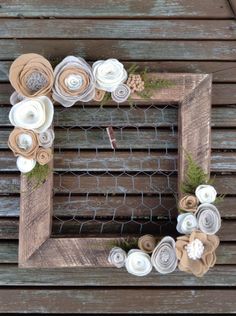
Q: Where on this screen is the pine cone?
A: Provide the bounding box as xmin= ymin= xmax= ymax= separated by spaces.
xmin=126 ymin=74 xmax=145 ymax=93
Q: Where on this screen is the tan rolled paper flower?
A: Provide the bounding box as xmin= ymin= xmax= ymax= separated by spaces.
xmin=179 ymin=195 xmax=199 ymax=213
xmin=175 ymin=230 xmax=219 ymax=277
xmin=36 ymin=148 xmax=52 ymax=165
xmin=93 ymin=89 xmax=105 ymax=102
xmin=9 ymin=53 xmax=53 ymax=98
xmin=138 ymin=235 xmax=156 ymax=253
xmin=8 ymin=128 xmax=39 ymax=159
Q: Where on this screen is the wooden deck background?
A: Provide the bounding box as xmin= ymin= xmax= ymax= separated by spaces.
xmin=0 ymin=0 xmax=236 ymax=313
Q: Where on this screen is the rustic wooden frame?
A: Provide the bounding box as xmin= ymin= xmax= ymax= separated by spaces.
xmin=18 ymin=73 xmax=212 ymax=268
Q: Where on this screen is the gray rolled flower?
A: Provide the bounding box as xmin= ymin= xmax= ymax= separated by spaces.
xmin=38 ymin=128 xmax=55 ymax=148
xmin=108 ymin=247 xmax=127 ymax=268
xmin=196 ymin=203 xmax=221 ymax=235
xmin=111 ymin=84 xmax=131 ymax=103
xmin=151 ymin=236 xmax=177 ymax=274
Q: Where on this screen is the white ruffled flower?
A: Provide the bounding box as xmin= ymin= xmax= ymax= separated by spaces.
xmin=9 ymin=96 xmax=54 ymax=133
xmin=195 ymin=185 xmax=217 ymax=204
xmin=186 ymin=238 xmax=204 ymax=260
xmin=92 ymin=59 xmax=127 ymax=92
xmin=108 ymin=247 xmax=126 ymax=268
xmin=38 ymin=129 xmax=55 ymax=148
xmin=111 ymin=84 xmax=131 ymax=103
xmin=196 ymin=203 xmax=221 ymax=235
xmin=176 ymin=213 xmax=198 ymax=234
xmin=125 ymin=249 xmax=152 ymax=276
xmin=16 ymin=156 xmax=36 ymax=173
xmin=151 ymin=236 xmax=177 ymax=274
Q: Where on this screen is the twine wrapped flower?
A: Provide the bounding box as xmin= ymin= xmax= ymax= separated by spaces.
xmin=9 ymin=53 xmax=53 ymax=98
xmin=138 ymin=234 xmax=156 ymax=254
xmin=195 ymin=185 xmax=217 ymax=204
xmin=196 ymin=203 xmax=221 ymax=235
xmin=151 ymin=236 xmax=177 ymax=274
xmin=176 ymin=213 xmax=198 ymax=234
xmin=108 ymin=247 xmax=127 ymax=268
xmin=16 ymin=156 xmax=36 ymax=173
xmin=38 ymin=129 xmax=55 ymax=148
xmin=175 ymin=230 xmax=219 ymax=277
xmin=8 ymin=128 xmax=39 ymax=159
xmin=125 ymin=249 xmax=152 ymax=276
xmin=36 ymin=148 xmax=52 ymax=165
xmin=9 ymin=96 xmax=54 ymax=133
xmin=52 ymin=56 xmax=95 ymax=107
xmin=92 ymin=59 xmax=127 ymax=92
xmin=93 ymin=89 xmax=106 ymax=102
xmin=179 ymin=195 xmax=199 ymax=213
xmin=126 ymin=74 xmax=145 ymax=93
xmin=111 ymin=84 xmax=131 ymax=103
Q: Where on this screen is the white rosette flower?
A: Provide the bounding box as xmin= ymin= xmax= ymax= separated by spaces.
xmin=111 ymin=84 xmax=131 ymax=103
xmin=125 ymin=249 xmax=152 ymax=276
xmin=108 ymin=247 xmax=126 ymax=268
xmin=16 ymin=156 xmax=36 ymax=173
xmin=92 ymin=59 xmax=127 ymax=92
xmin=9 ymin=96 xmax=54 ymax=133
xmin=176 ymin=213 xmax=198 ymax=234
xmin=195 ymin=185 xmax=217 ymax=204
xmin=39 ymin=128 xmax=55 ymax=148
xmin=196 ymin=203 xmax=221 ymax=235
xmin=151 ymin=236 xmax=177 ymax=274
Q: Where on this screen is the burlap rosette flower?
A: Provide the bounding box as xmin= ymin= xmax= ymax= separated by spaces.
xmin=111 ymin=84 xmax=131 ymax=103
xmin=36 ymin=148 xmax=52 ymax=165
xmin=196 ymin=203 xmax=221 ymax=235
xmin=175 ymin=230 xmax=219 ymax=277
xmin=9 ymin=53 xmax=53 ymax=98
xmin=125 ymin=249 xmax=152 ymax=276
xmin=52 ymin=56 xmax=95 ymax=107
xmin=8 ymin=128 xmax=39 ymax=159
xmin=195 ymin=185 xmax=217 ymax=204
xmin=176 ymin=213 xmax=198 ymax=234
xmin=138 ymin=234 xmax=156 ymax=254
xmin=108 ymin=247 xmax=127 ymax=268
xmin=93 ymin=89 xmax=106 ymax=102
xmin=178 ymin=195 xmax=199 ymax=213
xmin=38 ymin=129 xmax=55 ymax=148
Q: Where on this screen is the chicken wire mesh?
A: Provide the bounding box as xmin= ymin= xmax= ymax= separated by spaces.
xmin=52 ymin=102 xmax=178 ymax=236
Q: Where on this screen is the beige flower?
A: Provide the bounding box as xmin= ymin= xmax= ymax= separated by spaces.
xmin=93 ymin=89 xmax=106 ymax=102
xmin=175 ymin=230 xmax=219 ymax=277
xmin=36 ymin=148 xmax=52 ymax=165
xmin=179 ymin=195 xmax=199 ymax=213
xmin=8 ymin=128 xmax=39 ymax=159
xmin=138 ymin=235 xmax=156 ymax=253
xmin=9 ymin=53 xmax=53 ymax=98
xmin=108 ymin=247 xmax=126 ymax=268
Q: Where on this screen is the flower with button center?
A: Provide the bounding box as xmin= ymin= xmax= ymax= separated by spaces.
xmin=195 ymin=185 xmax=217 ymax=204
xmin=176 ymin=213 xmax=198 ymax=234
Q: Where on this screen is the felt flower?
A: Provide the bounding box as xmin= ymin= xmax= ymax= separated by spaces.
xmin=195 ymin=185 xmax=217 ymax=204
xmin=111 ymin=84 xmax=131 ymax=103
xmin=38 ymin=129 xmax=55 ymax=148
xmin=125 ymin=249 xmax=152 ymax=276
xmin=93 ymin=89 xmax=106 ymax=102
xmin=196 ymin=203 xmax=221 ymax=235
xmin=178 ymin=195 xmax=199 ymax=213
xmin=9 ymin=53 xmax=53 ymax=98
xmin=9 ymin=96 xmax=54 ymax=133
xmin=151 ymin=236 xmax=177 ymax=274
xmin=16 ymin=156 xmax=36 ymax=173
xmin=138 ymin=234 xmax=156 ymax=254
xmin=36 ymin=148 xmax=52 ymax=165
xmin=108 ymin=247 xmax=126 ymax=268
xmin=92 ymin=59 xmax=127 ymax=92
xmin=8 ymin=128 xmax=39 ymax=159
xmin=52 ymin=56 xmax=95 ymax=107
xmin=175 ymin=230 xmax=219 ymax=277
xmin=176 ymin=213 xmax=198 ymax=235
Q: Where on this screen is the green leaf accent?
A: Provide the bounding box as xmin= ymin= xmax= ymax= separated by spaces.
xmin=213 ymin=194 xmax=225 ymax=205
xmin=136 ymin=78 xmax=173 ymax=99
xmin=25 ymin=163 xmax=51 ymax=190
xmin=110 ymin=237 xmax=138 ymax=253
xmin=100 ymin=92 xmax=112 ymax=107
xmin=127 ymin=63 xmax=140 ymax=75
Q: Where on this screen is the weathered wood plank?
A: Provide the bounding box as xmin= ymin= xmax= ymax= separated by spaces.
xmin=0 ymin=0 xmax=232 ymax=18
xmin=0 ymin=241 xmax=18 ymax=263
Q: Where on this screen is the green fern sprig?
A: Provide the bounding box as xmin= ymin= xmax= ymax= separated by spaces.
xmin=110 ymin=237 xmax=138 ymax=253
xmin=100 ymin=92 xmax=112 ymax=107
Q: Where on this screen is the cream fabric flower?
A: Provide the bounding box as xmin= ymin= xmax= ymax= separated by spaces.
xmin=9 ymin=96 xmax=54 ymax=133
xmin=151 ymin=236 xmax=177 ymax=274
xmin=92 ymin=59 xmax=127 ymax=92
xmin=36 ymin=148 xmax=52 ymax=165
xmin=125 ymin=249 xmax=152 ymax=276
xmin=176 ymin=213 xmax=198 ymax=234
xmin=196 ymin=203 xmax=221 ymax=235
xmin=108 ymin=247 xmax=126 ymax=268
xmin=195 ymin=185 xmax=217 ymax=203
xmin=52 ymin=56 xmax=95 ymax=107
xmin=16 ymin=156 xmax=36 ymax=173
xmin=111 ymin=84 xmax=131 ymax=103
xmin=138 ymin=235 xmax=156 ymax=254
xmin=38 ymin=129 xmax=55 ymax=148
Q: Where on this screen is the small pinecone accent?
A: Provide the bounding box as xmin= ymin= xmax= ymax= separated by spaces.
xmin=126 ymin=74 xmax=145 ymax=93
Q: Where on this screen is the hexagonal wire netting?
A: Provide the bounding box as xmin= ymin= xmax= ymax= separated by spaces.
xmin=52 ymin=102 xmax=178 ymax=237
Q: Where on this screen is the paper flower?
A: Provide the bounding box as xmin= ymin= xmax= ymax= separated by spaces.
xmin=8 ymin=128 xmax=39 ymax=159
xmin=108 ymin=247 xmax=126 ymax=268
xmin=178 ymin=195 xmax=199 ymax=213
xmin=9 ymin=53 xmax=53 ymax=98
xmin=10 ymin=91 xmax=25 ymax=106
xmin=92 ymin=59 xmax=127 ymax=92
xmin=16 ymin=156 xmax=36 ymax=173
xmin=175 ymin=230 xmax=219 ymax=277
xmin=176 ymin=213 xmax=198 ymax=234
xmin=52 ymin=56 xmax=95 ymax=107
xmin=151 ymin=236 xmax=177 ymax=274
xmin=138 ymin=234 xmax=156 ymax=253
xmin=36 ymin=148 xmax=52 ymax=165
xmin=125 ymin=249 xmax=152 ymax=276
xmin=111 ymin=84 xmax=131 ymax=103
xmin=93 ymin=88 xmax=106 ymax=102
xmin=9 ymin=96 xmax=54 ymax=134
xmin=196 ymin=203 xmax=221 ymax=235
xmin=38 ymin=129 xmax=55 ymax=148
xmin=195 ymin=185 xmax=217 ymax=204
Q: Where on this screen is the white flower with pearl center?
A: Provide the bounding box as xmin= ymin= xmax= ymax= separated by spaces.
xmin=195 ymin=185 xmax=217 ymax=204
xmin=186 ymin=238 xmax=204 ymax=260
